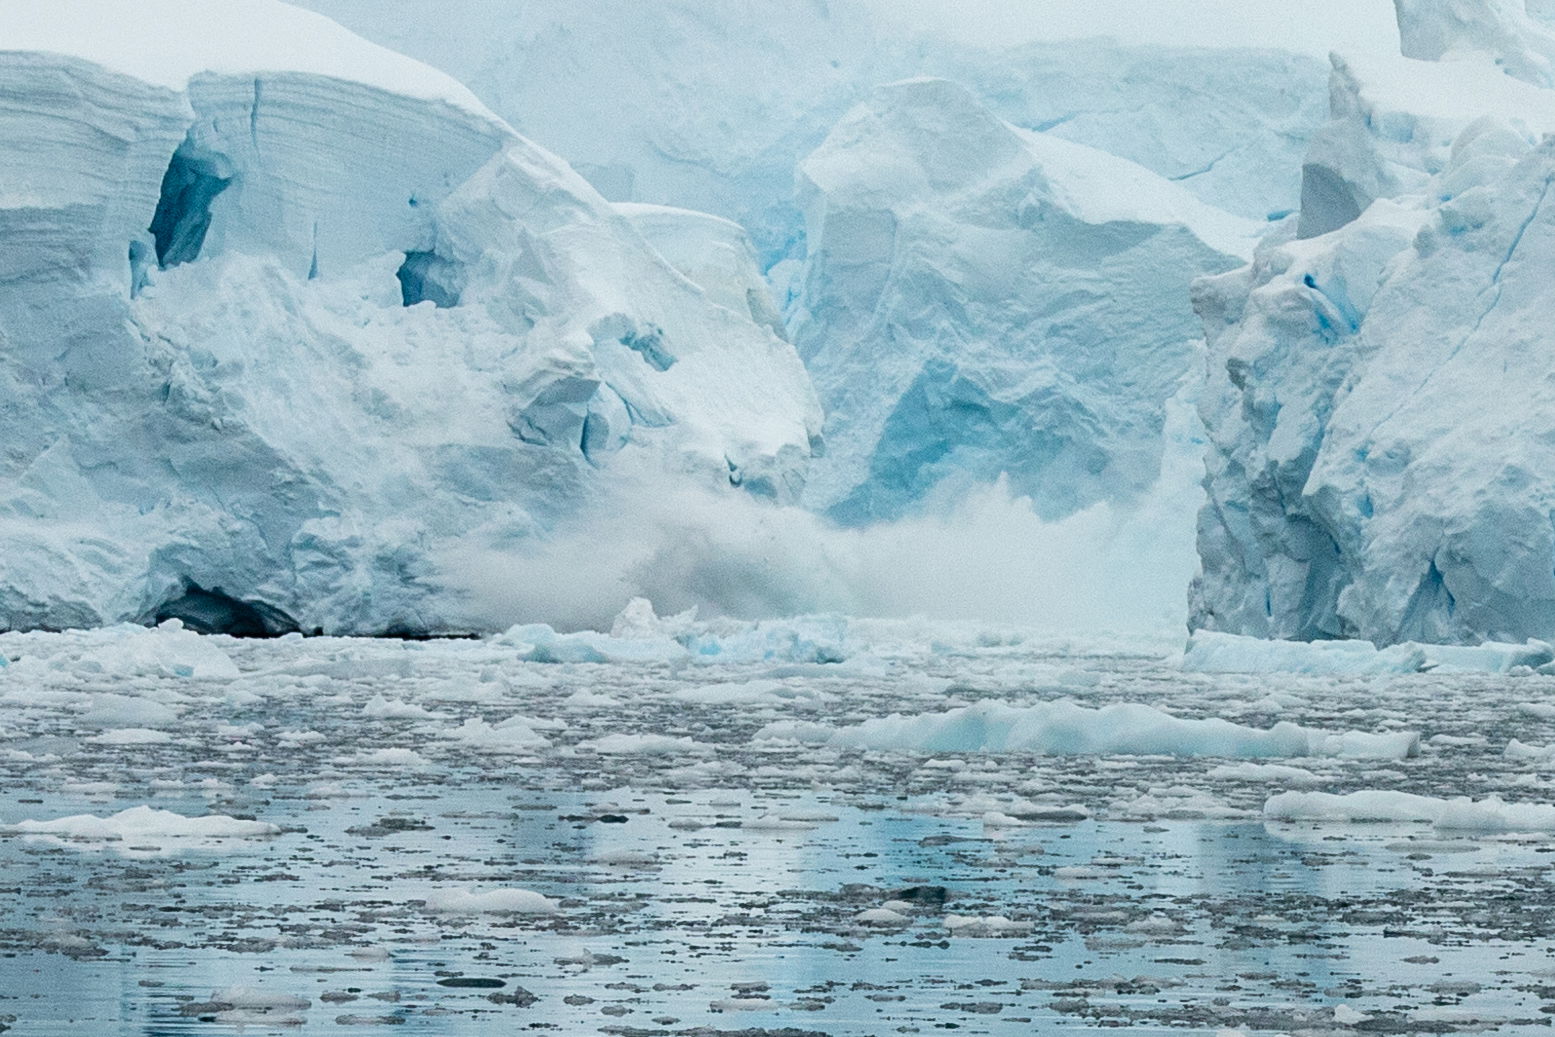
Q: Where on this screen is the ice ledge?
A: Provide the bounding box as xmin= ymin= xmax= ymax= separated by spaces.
xmin=1183 ymin=631 xmax=1555 ymax=676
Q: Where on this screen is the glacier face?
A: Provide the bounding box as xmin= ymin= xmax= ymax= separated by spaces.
xmin=0 ymin=0 xmax=820 ymax=635
xmin=790 ymin=79 xmax=1255 ymax=524
xmin=291 ymin=0 xmax=1334 ymax=263
xmin=1196 ymin=4 xmax=1555 ymax=645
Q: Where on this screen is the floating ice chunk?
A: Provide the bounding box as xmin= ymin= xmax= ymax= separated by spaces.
xmin=743 ymin=815 xmax=820 ymax=831
xmin=1266 ymin=790 xmax=1555 ymax=831
xmin=78 ymin=694 xmax=180 ymax=728
xmin=210 ymin=987 xmax=311 ymax=1011
xmin=855 ymin=908 xmax=911 ymax=926
xmin=198 ymin=987 xmax=311 ymax=1025
xmin=442 ymin=717 xmax=549 ymax=754
xmin=71 ymin=622 xmax=241 ymax=680
xmin=87 ymin=728 xmax=173 ymax=746
xmin=943 ymin=914 xmax=1031 ymax=936
xmin=423 ymin=887 xmax=560 ymax=915
xmin=8 ymin=806 xmax=279 ymax=845
xmin=1182 ymin=632 xmax=1426 ymax=675
xmin=672 ymin=679 xmax=818 ymax=705
xmin=981 ymin=811 xmax=1031 ymax=829
xmin=498 ymin=605 xmax=852 ymax=668
xmin=354 ymin=747 xmax=431 ymax=767
xmin=1205 ymin=762 xmax=1325 ymax=787
xmin=710 ymin=998 xmax=774 ymax=1012
xmin=1506 ymin=739 xmax=1555 ymax=762
xmin=566 ymin=688 xmax=619 ymax=707
xmin=1332 ymin=1005 xmax=1370 ymax=1026
xmin=362 ymin=695 xmax=437 ymax=719
xmin=1185 ymin=632 xmax=1553 ymax=675
xmin=757 ymin=700 xmax=1418 ymax=760
xmin=581 ymin=733 xmax=715 ymax=757
xmin=683 ymin=614 xmax=849 ymax=665
xmin=498 ymin=624 xmax=687 ymax=665
xmin=1424 ymin=640 xmax=1555 ymax=674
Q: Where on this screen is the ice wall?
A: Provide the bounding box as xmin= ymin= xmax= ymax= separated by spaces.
xmin=1196 ymin=1 xmax=1555 ymax=644
xmin=0 ymin=0 xmax=820 ymax=635
xmin=790 ymin=79 xmax=1254 ymax=524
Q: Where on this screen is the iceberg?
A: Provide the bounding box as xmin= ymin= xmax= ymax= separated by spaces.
xmin=790 ymin=78 xmax=1256 ymax=523
xmin=0 ymin=0 xmax=821 ymax=635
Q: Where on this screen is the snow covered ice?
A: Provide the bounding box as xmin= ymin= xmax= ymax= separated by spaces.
xmin=0 ymin=0 xmax=821 ymax=636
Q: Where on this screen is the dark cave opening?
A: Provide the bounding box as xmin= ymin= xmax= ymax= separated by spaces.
xmin=149 ymin=146 xmax=232 ymax=269
xmin=154 ymin=585 xmax=300 ymax=638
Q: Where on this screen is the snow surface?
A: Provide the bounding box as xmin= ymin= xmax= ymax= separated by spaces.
xmin=1298 ymin=51 xmax=1555 ymax=237
xmin=863 ymin=0 xmax=1399 ymax=58
xmin=5 ymin=0 xmax=494 ymax=115
xmin=0 ymin=0 xmax=820 ymax=635
xmin=790 ymin=78 xmax=1255 ymax=523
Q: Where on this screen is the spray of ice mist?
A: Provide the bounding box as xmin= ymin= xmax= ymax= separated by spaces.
xmin=434 ymin=394 xmax=1205 ymax=638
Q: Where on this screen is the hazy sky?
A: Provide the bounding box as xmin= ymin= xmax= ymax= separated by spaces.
xmin=864 ymin=0 xmax=1401 ymax=58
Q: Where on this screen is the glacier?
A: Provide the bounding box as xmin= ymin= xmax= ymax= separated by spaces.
xmin=284 ymin=0 xmax=1406 ymax=531
xmin=789 ymin=78 xmax=1256 ymax=523
xmin=1195 ymin=0 xmax=1555 ymax=645
xmin=291 ymin=0 xmax=1353 ymax=262
xmin=0 ymin=0 xmax=821 ymax=636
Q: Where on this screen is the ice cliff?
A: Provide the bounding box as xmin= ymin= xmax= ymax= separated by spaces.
xmin=1195 ymin=0 xmax=1555 ymax=644
xmin=292 ymin=0 xmax=1341 ymax=262
xmin=0 ymin=0 xmax=820 ymax=635
xmin=789 ymin=79 xmax=1255 ymax=523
